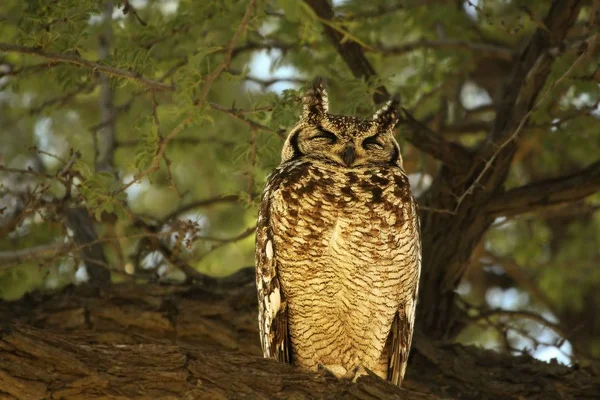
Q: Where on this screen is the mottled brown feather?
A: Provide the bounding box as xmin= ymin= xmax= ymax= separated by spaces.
xmin=256 ymin=79 xmax=421 ymax=386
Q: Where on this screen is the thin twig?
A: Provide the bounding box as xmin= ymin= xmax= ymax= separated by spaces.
xmin=0 ymin=243 xmax=73 ymax=267
xmin=472 ymin=309 xmax=568 ymax=342
xmin=244 ymin=74 xmax=306 ymax=88
xmin=121 ymin=0 xmax=147 ymax=26
xmin=0 ymin=62 xmax=59 ymax=78
xmin=0 ymin=165 xmax=65 ymax=183
xmin=374 ymin=39 xmax=513 ymax=61
xmin=247 ymin=128 xmax=257 ymax=197
xmin=418 ymin=205 xmax=456 ymax=215
xmin=57 ymin=150 xmax=81 ymax=177
xmin=116 ymin=137 xmax=235 ymax=148
xmin=209 ymin=102 xmax=284 ymax=138
xmin=28 ymin=82 xmax=96 ymax=115
xmin=198 ymin=226 xmax=256 ymax=259
xmin=0 ymin=42 xmax=174 ymax=91
xmin=162 ymin=194 xmax=243 ymax=222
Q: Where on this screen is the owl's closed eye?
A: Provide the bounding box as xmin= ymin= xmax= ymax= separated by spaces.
xmin=280 ymin=80 xmax=403 ymax=168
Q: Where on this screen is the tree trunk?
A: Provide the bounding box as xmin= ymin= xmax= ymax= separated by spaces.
xmin=0 ymin=273 xmax=598 ymax=399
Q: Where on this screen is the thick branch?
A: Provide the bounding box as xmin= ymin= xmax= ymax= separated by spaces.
xmin=0 ymin=281 xmax=598 ymax=399
xmin=487 ymin=160 xmax=600 ymax=217
xmin=0 ymin=324 xmax=427 ymax=400
xmin=0 ymin=42 xmax=174 ymax=91
xmin=303 ymin=0 xmax=380 ymax=96
xmin=399 ymin=108 xmax=473 ymax=170
xmin=303 ymin=0 xmax=472 ymax=170
xmin=64 ymin=207 xmax=111 ymax=283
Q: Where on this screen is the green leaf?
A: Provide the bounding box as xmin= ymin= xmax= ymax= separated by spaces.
xmin=276 ymin=0 xmax=302 ymax=22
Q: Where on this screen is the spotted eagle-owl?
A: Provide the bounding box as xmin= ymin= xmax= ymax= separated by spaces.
xmin=255 ymin=78 xmax=421 ymax=386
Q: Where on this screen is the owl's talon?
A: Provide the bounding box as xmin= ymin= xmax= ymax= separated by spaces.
xmin=350 ymin=365 xmax=369 ymax=383
xmin=317 ymin=363 xmax=369 ymax=383
xmin=317 ymin=363 xmax=349 ymax=379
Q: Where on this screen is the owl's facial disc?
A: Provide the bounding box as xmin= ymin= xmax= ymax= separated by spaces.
xmin=280 ymin=80 xmax=403 ymax=167
xmin=287 ymin=117 xmax=400 ymax=168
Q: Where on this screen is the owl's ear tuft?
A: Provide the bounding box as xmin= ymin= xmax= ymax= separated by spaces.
xmin=372 ymin=96 xmax=401 ymax=132
xmin=303 ymin=77 xmax=329 ymax=118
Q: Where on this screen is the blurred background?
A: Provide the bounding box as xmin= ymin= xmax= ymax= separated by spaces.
xmin=1 ymin=0 xmax=599 ymax=367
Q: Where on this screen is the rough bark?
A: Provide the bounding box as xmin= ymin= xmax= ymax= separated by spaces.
xmin=0 ymin=275 xmax=598 ymax=399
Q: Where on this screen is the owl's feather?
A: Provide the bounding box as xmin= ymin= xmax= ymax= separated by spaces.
xmin=256 ymin=184 xmax=290 ymax=362
xmin=388 ymin=198 xmax=421 ymax=385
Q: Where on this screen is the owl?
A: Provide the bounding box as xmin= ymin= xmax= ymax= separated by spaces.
xmin=255 ymin=78 xmax=421 ymax=386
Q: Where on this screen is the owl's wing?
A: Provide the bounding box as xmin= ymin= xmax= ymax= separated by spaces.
xmin=387 ymin=298 xmax=417 ymax=385
xmin=255 ymin=189 xmax=291 ymax=363
xmin=388 ymin=196 xmax=421 ymax=385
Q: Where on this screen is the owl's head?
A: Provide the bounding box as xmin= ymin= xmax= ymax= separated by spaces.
xmin=281 ymin=78 xmax=403 ymax=168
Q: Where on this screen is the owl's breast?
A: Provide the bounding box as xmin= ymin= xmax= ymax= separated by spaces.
xmin=264 ymin=159 xmax=420 ymax=370
xmin=268 ymin=159 xmax=417 ymax=268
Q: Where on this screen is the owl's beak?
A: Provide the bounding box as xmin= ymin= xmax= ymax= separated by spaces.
xmin=342 ymin=143 xmax=355 ymax=166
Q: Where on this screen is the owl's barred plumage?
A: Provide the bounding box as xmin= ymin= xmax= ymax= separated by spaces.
xmin=256 ymin=78 xmax=421 ymax=386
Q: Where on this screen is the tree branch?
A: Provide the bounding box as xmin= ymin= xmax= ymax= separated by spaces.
xmin=0 ymin=42 xmax=174 ymax=92
xmin=243 ymin=74 xmax=307 ymax=88
xmin=27 ymin=82 xmax=96 ymax=115
xmin=0 ymin=243 xmax=72 ymax=268
xmin=440 ymin=121 xmax=492 ymax=135
xmin=0 ymin=62 xmax=59 ymax=78
xmin=116 ymin=137 xmax=235 ymax=149
xmin=209 ymin=102 xmax=285 ymax=138
xmin=1 ymin=282 xmax=599 ymax=399
xmin=162 ymin=194 xmax=244 ymax=223
xmin=0 ymin=324 xmax=428 ymax=400
xmin=399 ymin=108 xmax=473 ymax=170
xmin=487 ymin=160 xmax=600 ymax=217
xmin=374 ymin=40 xmax=513 ymax=61
xmin=469 ymin=308 xmax=568 ymax=343
xmin=303 ymin=0 xmax=472 ymax=170
xmin=64 ymin=207 xmax=112 ymax=283
xmin=335 ymin=2 xmax=408 ymax=20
